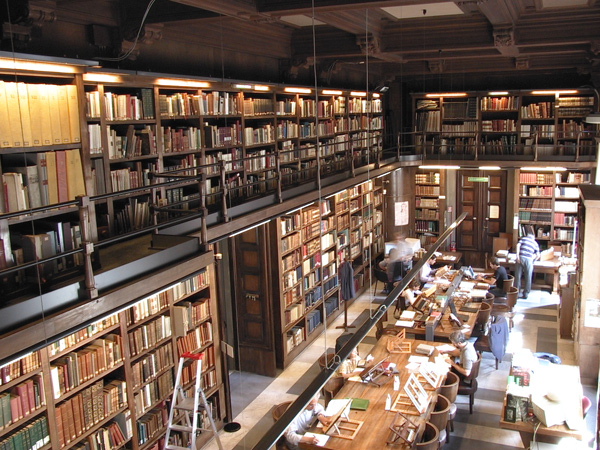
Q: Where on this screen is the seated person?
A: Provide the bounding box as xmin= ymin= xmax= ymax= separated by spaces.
xmin=335 ymin=347 xmax=361 ymax=379
xmin=380 ymin=248 xmax=403 ymax=292
xmin=284 ymin=393 xmax=331 ymax=450
xmin=439 ymin=330 xmax=478 ymax=381
xmin=419 ymin=255 xmax=437 ymax=284
xmin=400 ymin=278 xmax=421 ymax=309
xmin=488 ymin=257 xmax=508 ymax=297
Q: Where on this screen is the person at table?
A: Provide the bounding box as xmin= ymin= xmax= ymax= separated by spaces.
xmin=478 ymin=257 xmax=508 ymax=297
xmin=335 ymin=347 xmax=361 ymax=379
xmin=419 ymin=255 xmax=437 ymax=284
xmin=380 ymin=248 xmax=404 ymax=292
xmin=284 ymin=393 xmax=331 ymax=450
xmin=440 ymin=330 xmax=478 ymax=379
xmin=515 ymin=230 xmax=540 ymax=299
xmin=393 ymin=232 xmax=414 ymax=277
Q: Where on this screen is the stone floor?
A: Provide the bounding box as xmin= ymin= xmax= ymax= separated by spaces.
xmin=202 ymin=285 xmax=597 ymax=450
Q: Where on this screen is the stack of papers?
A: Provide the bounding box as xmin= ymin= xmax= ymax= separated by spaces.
xmin=400 ymin=310 xmax=416 ymax=320
xmin=459 ymin=281 xmax=476 ymax=291
xmin=304 ymin=433 xmax=330 ymax=446
xmin=395 ymin=320 xmax=415 ymax=328
xmin=469 ymin=289 xmax=489 ymax=298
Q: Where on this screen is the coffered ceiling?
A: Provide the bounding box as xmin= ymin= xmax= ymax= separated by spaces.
xmin=6 ymin=0 xmax=600 ymax=89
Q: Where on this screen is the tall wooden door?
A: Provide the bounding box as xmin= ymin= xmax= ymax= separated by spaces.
xmin=456 ymin=170 xmax=507 ymax=267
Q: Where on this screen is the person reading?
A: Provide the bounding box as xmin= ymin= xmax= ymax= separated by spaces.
xmin=284 ymin=393 xmax=331 ymax=449
xmin=335 ymin=347 xmax=361 ymax=379
xmin=419 ymin=255 xmax=437 ymax=284
xmin=439 ymin=330 xmax=477 ymax=380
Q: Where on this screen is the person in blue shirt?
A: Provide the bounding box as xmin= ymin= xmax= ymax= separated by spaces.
xmin=515 ymin=231 xmax=540 ymax=299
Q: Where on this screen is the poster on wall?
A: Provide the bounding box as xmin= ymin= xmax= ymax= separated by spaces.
xmin=395 ymin=201 xmax=409 ymax=226
xmin=584 ymin=298 xmax=600 ymax=328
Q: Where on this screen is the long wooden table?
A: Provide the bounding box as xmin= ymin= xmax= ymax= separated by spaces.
xmin=499 ymin=364 xmax=584 ymax=447
xmin=300 ymin=335 xmax=444 ymax=450
xmin=500 ymin=258 xmax=561 ymax=294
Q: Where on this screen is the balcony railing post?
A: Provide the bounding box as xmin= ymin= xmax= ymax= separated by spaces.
xmin=77 ymin=195 xmax=98 ymax=300
xmin=220 ymin=160 xmax=229 ymax=223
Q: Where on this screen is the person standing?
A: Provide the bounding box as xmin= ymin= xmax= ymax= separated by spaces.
xmin=515 ymin=230 xmax=540 ymax=299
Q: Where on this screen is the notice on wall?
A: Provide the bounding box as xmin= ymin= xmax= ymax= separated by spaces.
xmin=584 ymin=298 xmax=600 ymax=328
xmin=395 ymin=201 xmax=409 ymax=226
xmin=489 ymin=205 xmax=500 ymax=219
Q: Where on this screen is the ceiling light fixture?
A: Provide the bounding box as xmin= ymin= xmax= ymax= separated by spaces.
xmin=520 ymin=166 xmax=567 ymax=171
xmin=488 ymin=91 xmax=509 ymax=96
xmin=322 ymin=89 xmax=342 ymax=95
xmin=156 ymin=78 xmax=209 ymax=88
xmin=350 ymin=91 xmax=367 ymax=97
xmin=478 ymin=166 xmax=501 ymax=170
xmin=284 ymin=87 xmax=311 ymax=94
xmin=419 ymin=165 xmax=460 ymax=170
xmin=83 ymin=73 xmax=122 ymax=83
xmin=531 ymin=90 xmax=577 ymax=95
xmin=425 ymin=92 xmax=467 ymax=98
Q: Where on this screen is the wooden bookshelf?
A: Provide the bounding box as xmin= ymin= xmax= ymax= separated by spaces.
xmin=412 ymin=89 xmax=597 ymax=160
xmin=232 ymin=178 xmax=384 ymax=374
xmin=515 ymin=169 xmax=592 ymax=256
xmin=414 ymin=170 xmax=445 ymax=248
xmin=0 ymin=258 xmax=223 ymax=450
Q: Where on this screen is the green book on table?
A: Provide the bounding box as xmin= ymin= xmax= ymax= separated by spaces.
xmin=350 ymin=398 xmax=369 ymax=410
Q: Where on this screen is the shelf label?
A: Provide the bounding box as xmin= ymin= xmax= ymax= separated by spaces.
xmin=467 ymin=176 xmax=489 ymax=182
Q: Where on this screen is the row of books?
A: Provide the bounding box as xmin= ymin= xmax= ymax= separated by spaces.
xmin=523 ymin=186 xmax=553 ymax=196
xmin=306 ymin=309 xmax=322 ymax=335
xmin=50 ymin=334 xmax=123 ymax=399
xmin=520 ymin=101 xmax=554 ymax=119
xmin=133 ymin=371 xmax=173 ymax=416
xmin=172 ymin=298 xmax=211 ymax=337
xmin=125 ymin=294 xmax=170 ymax=327
xmin=480 ymin=96 xmax=518 ymax=111
xmin=2 ymin=149 xmax=86 ymax=213
xmin=131 ymin=344 xmax=174 ymax=390
xmin=518 ymin=211 xmax=552 ymax=223
xmin=175 ymin=322 xmax=213 ymax=356
xmin=553 ymin=212 xmax=576 ymax=226
xmin=243 ymin=124 xmax=275 ymax=146
xmin=519 ymin=172 xmax=554 ymax=184
xmin=107 ymin=125 xmax=157 ymax=160
xmin=136 ymin=406 xmax=166 ymax=447
xmin=0 ymin=352 xmax=41 ymax=386
xmin=9 ymin=221 xmax=84 ymax=284
xmin=48 ymin=317 xmax=119 ymax=358
xmin=54 ymin=379 xmax=126 ymax=448
xmin=415 ymin=220 xmax=439 ymax=233
xmin=518 ymin=198 xmax=552 ymax=210
xmin=415 ymin=209 xmax=439 ymax=220
xmin=283 ymin=285 xmax=301 ymax=308
xmin=112 ymin=197 xmax=151 ymax=235
xmin=161 ymin=126 xmax=202 ymax=153
xmin=0 ymin=375 xmax=44 ymax=428
xmin=441 ymin=122 xmax=478 ymax=134
xmin=0 ymin=82 xmax=80 ymax=149
xmin=285 ymin=303 xmax=305 ymax=327
xmin=0 ymin=416 xmax=49 ymax=450
xmin=72 ymin=418 xmax=129 ymax=450
xmin=203 ymin=122 xmax=242 ymax=148
xmin=242 ymin=98 xmax=273 ymax=116
xmin=443 ymin=98 xmax=477 ymax=119
xmin=481 ymin=135 xmax=518 ymax=155
xmin=285 ymin=327 xmax=304 ymax=354
xmin=128 ymin=315 xmax=172 ymax=357
xmin=521 ymin=124 xmax=555 ymax=139
xmin=87 ymin=89 xmax=154 ymax=121
xmin=179 ymin=346 xmax=216 ymax=387
xmin=481 ymin=119 xmax=516 ymax=132
xmin=281 ymin=232 xmax=301 ymax=254
xmin=158 ymin=91 xmax=243 ymax=117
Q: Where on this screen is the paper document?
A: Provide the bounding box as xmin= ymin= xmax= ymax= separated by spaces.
xmin=400 ymin=310 xmax=416 ymax=320
xmin=469 ymin=289 xmax=488 ymax=298
xmin=408 ymin=355 xmax=429 ymax=364
xmin=436 ymin=344 xmax=456 ymax=353
xmin=304 ymin=433 xmax=330 ymax=446
xmin=395 ymin=320 xmax=415 ymax=328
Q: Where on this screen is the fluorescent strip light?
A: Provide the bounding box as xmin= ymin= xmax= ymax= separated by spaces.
xmin=488 ymin=91 xmax=509 ymax=96
xmin=531 ymin=90 xmax=577 ymax=95
xmin=419 ymin=165 xmax=460 ymax=170
xmin=322 ymin=90 xmax=342 ymax=95
xmin=425 ymin=93 xmax=467 ymax=98
xmin=234 ymin=84 xmax=252 ymax=89
xmin=350 ymin=91 xmax=367 ymax=97
xmin=0 ymin=351 xmax=34 ymax=370
xmin=254 ymin=85 xmax=270 ymax=91
xmin=285 ymin=87 xmax=312 ymax=94
xmin=286 ymin=203 xmax=313 ymax=214
xmin=520 ymin=166 xmax=567 ymax=171
xmin=230 ymin=220 xmax=271 ymax=237
xmin=479 ymin=166 xmax=501 ymax=170
xmin=326 ymin=189 xmax=346 ymax=199
xmin=0 ymin=58 xmax=78 ymax=74
xmin=83 ymin=73 xmax=122 ymax=83
xmin=373 ymin=93 xmax=380 ymax=98
xmin=155 ymin=78 xmax=209 ymax=88
xmin=376 ymin=171 xmax=392 ymax=178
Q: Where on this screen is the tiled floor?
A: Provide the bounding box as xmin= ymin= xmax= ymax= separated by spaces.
xmin=203 ymin=286 xmax=597 ymax=450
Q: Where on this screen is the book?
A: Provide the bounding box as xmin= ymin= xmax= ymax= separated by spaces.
xmin=65 ymin=149 xmax=86 ymax=200
xmin=27 ymin=83 xmax=43 ymax=146
xmin=38 ymin=84 xmax=53 ymax=145
xmin=66 ymin=84 xmax=81 ymax=143
xmin=350 ymin=397 xmax=370 ymax=410
xmin=36 ymin=152 xmax=50 ymax=206
xmin=5 ymin=82 xmax=23 ymax=147
xmin=45 ymin=151 xmax=59 ymax=205
xmin=12 ymin=165 xmax=42 ymax=209
xmin=0 ymin=80 xmax=12 ymax=147
xmin=57 ymin=85 xmax=71 ymax=143
xmin=46 ymin=84 xmax=63 ymax=145
xmin=2 ymin=172 xmax=28 ymax=212
xmin=55 ymin=150 xmax=69 ymax=203
xmin=16 ymin=83 xmax=33 ymax=147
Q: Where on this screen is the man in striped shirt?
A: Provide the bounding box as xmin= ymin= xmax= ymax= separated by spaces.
xmin=515 ymin=231 xmax=540 ymax=299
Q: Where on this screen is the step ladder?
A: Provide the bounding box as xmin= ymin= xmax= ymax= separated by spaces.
xmin=164 ymin=352 xmax=223 ymax=450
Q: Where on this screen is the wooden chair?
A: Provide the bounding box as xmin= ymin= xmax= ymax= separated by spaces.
xmin=457 ymin=352 xmax=481 ymax=414
xmin=374 ymin=267 xmax=390 ymax=294
xmin=483 ymin=291 xmax=495 ymax=306
xmin=272 ymin=401 xmax=293 ymax=450
xmin=474 ymin=302 xmax=491 ymax=336
xmin=429 ymin=394 xmax=451 ymax=445
xmin=318 ymin=350 xmax=344 ymax=404
xmin=440 ymin=372 xmax=459 ymax=434
xmin=474 ymin=334 xmax=498 ymax=369
xmin=502 ymin=274 xmax=515 ymax=293
xmin=416 ymin=422 xmax=439 ymax=450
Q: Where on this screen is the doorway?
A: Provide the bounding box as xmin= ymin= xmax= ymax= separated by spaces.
xmin=456 ymin=170 xmax=507 ymax=267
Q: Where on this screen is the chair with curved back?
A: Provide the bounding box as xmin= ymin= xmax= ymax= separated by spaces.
xmin=457 ymin=352 xmax=482 ymax=414
xmin=474 ymin=302 xmax=491 ymax=336
xmin=429 ymin=394 xmax=451 ymax=445
xmin=440 ymin=372 xmax=459 ymax=435
xmin=502 ymin=274 xmax=515 ymax=293
xmin=374 ymin=267 xmax=390 ymax=294
xmin=318 ymin=350 xmax=344 ymax=404
xmin=272 ymin=401 xmax=293 ymax=450
xmin=416 ymin=421 xmax=439 ymax=450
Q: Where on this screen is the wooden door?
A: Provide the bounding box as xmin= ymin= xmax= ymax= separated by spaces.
xmin=456 ymin=170 xmax=507 ymax=267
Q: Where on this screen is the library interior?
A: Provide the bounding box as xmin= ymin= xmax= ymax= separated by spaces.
xmin=1 ymin=1 xmax=600 ymax=450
